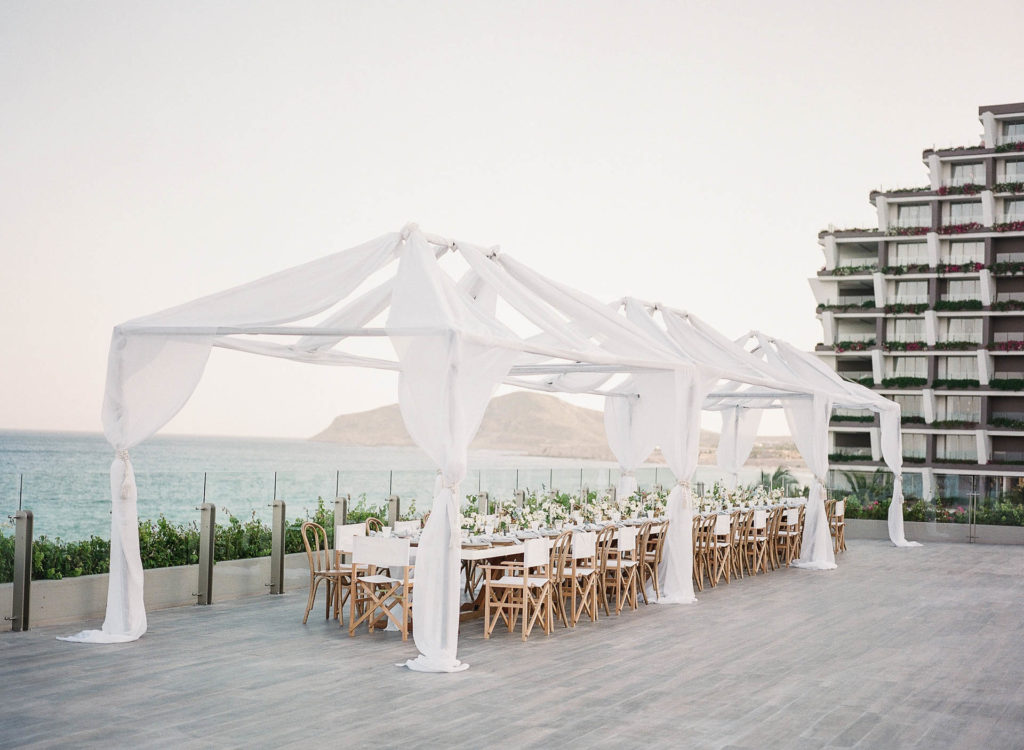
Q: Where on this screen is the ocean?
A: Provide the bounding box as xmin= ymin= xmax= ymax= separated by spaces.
xmin=0 ymin=430 xmax=798 ymax=541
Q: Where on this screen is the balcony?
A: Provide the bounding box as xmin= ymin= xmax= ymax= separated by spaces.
xmin=996 ymin=133 xmax=1024 ymax=146
xmin=945 ymin=173 xmax=985 ymax=188
xmin=828 ymin=447 xmax=874 ymax=462
xmin=990 ymin=412 xmax=1024 ymax=429
xmin=892 ymin=215 xmax=932 ymax=229
xmin=934 ymin=453 xmax=979 ymax=464
xmin=990 ymin=450 xmax=1024 ymax=464
xmin=835 ymin=294 xmax=875 ymax=306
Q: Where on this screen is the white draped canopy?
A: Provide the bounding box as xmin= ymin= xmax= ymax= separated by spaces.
xmin=63 ymin=225 xmax=916 ymax=665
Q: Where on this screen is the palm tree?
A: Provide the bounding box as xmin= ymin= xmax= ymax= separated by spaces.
xmin=838 ymin=469 xmax=894 ymax=504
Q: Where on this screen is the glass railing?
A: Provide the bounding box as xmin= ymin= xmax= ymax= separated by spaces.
xmin=836 ymin=295 xmax=876 ymax=305
xmin=892 ymin=215 xmax=932 ymax=228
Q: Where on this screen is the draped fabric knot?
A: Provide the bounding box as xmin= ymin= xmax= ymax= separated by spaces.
xmin=401 ymin=222 xmax=418 ymax=240
xmin=621 ymin=470 xmax=635 ymax=477
xmin=116 ymin=450 xmax=136 ymax=501
xmin=676 ymin=479 xmax=691 ymax=489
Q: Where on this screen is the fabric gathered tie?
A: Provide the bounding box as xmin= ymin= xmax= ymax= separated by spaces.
xmin=622 ymin=471 xmax=635 ymax=477
xmin=116 ymin=449 xmax=136 ymax=500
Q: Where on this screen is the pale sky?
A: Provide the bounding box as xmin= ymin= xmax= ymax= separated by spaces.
xmin=2 ymin=0 xmax=1023 ymax=439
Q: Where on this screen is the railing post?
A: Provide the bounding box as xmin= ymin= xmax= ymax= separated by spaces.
xmin=8 ymin=510 xmax=33 ymax=631
xmin=387 ymin=495 xmax=400 ymax=526
xmin=197 ymin=503 xmax=215 ymax=605
xmin=334 ymin=494 xmax=349 ymax=526
xmin=270 ymin=500 xmax=285 ymax=595
xmin=477 ymin=491 xmax=489 ymax=516
xmin=608 ymin=486 xmax=616 ymax=503
xmin=514 ymin=490 xmax=525 ymax=508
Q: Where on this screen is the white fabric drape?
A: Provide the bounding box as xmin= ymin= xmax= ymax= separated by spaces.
xmin=389 ymin=230 xmax=518 ymax=673
xmin=785 ymin=393 xmax=837 ymax=570
xmin=604 ymin=378 xmax=659 ymax=500
xmin=716 ymin=406 xmax=763 ymax=490
xmin=879 ymin=409 xmax=920 ymax=547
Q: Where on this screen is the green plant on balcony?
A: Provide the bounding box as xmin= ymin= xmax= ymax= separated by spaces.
xmin=993 ymin=181 xmax=1024 ymax=193
xmin=990 ymin=378 xmax=1024 ymax=390
xmin=880 ymin=377 xmax=927 ymax=388
xmin=902 ymin=456 xmax=927 ymax=464
xmin=995 ymin=220 xmax=1024 ymax=232
xmin=939 ymin=222 xmax=984 ymax=234
xmin=934 ymin=340 xmax=978 ymax=350
xmin=990 ymin=261 xmax=1024 ymax=275
xmin=933 ymin=456 xmax=977 ymax=464
xmin=816 ymin=301 xmax=875 ymax=312
xmin=884 ymin=302 xmax=928 ymax=314
xmin=993 ymin=300 xmax=1024 ymax=311
xmin=938 ymin=184 xmax=984 ymax=196
xmin=934 ymin=299 xmax=983 ymax=311
xmin=883 ymin=186 xmax=932 ymax=194
xmin=834 ymin=340 xmax=873 ymax=352
xmin=988 ymin=340 xmax=1024 ymax=351
xmin=901 ymin=415 xmax=926 ymax=423
xmin=936 ymin=262 xmax=985 ymax=274
xmin=830 ymin=414 xmax=875 ymax=423
xmin=830 ymin=264 xmax=878 ymax=276
xmin=930 ymin=419 xmax=976 ymax=428
xmin=990 ymin=417 xmax=1024 ymax=429
xmin=883 ymin=340 xmax=926 ymax=352
xmin=931 ymin=378 xmax=981 ymax=388
xmin=842 ymin=376 xmax=875 ymax=386
xmin=828 ymin=452 xmax=873 ymax=462
xmin=887 ymin=226 xmax=930 ymax=237
xmin=880 ymin=263 xmax=932 ymax=275
xmin=995 ymin=141 xmax=1024 ymax=153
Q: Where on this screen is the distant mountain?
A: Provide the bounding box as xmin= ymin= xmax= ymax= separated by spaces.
xmin=311 ymin=391 xmax=802 ymax=466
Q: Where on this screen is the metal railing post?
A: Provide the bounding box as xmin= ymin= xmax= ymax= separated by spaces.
xmin=269 ymin=500 xmax=285 ymax=595
xmin=8 ymin=510 xmax=33 ymax=631
xmin=514 ymin=490 xmax=525 ymax=508
xmin=388 ymin=495 xmax=400 ymax=526
xmin=197 ymin=503 xmax=216 ymax=605
xmin=608 ymin=486 xmax=616 ymax=503
xmin=334 ymin=494 xmax=349 ymax=526
xmin=477 ymin=491 xmax=489 ymax=516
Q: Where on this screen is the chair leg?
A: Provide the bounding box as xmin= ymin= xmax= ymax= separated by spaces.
xmin=302 ymin=575 xmax=320 ymax=625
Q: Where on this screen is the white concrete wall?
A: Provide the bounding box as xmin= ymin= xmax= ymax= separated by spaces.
xmin=845 ymin=519 xmax=1024 ymax=545
xmin=1 ymin=552 xmax=312 ymax=629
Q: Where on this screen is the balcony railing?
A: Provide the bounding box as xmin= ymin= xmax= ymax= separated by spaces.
xmin=836 ymin=294 xmax=875 ymax=306
xmin=997 ymin=133 xmax=1024 ymax=146
xmin=995 ymin=292 xmax=1024 ymax=302
xmin=934 ymin=413 xmax=981 ymax=423
xmin=996 ymin=173 xmax=1024 ymax=184
xmin=892 ymin=215 xmax=932 ymax=229
xmin=891 ymin=294 xmax=929 ymax=305
xmin=996 ymin=213 xmax=1024 ymax=224
xmin=991 ymin=450 xmax=1024 ymax=463
xmin=996 ymin=251 xmax=1024 ymax=262
xmin=888 ymin=256 xmax=930 ymax=267
xmin=993 ymin=332 xmax=1024 ymax=342
xmin=835 ymin=332 xmax=876 ymax=343
xmin=992 ymin=411 xmax=1024 ymax=422
xmin=935 ymin=453 xmax=979 ymax=462
xmin=991 ymin=372 xmax=1024 ymax=382
xmin=829 ymin=447 xmax=872 ymax=457
xmin=946 ymin=173 xmax=985 ymax=187
xmin=833 ymin=408 xmax=873 ymax=418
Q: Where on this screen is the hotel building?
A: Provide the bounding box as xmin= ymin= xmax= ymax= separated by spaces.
xmin=813 ymin=102 xmax=1024 ymax=502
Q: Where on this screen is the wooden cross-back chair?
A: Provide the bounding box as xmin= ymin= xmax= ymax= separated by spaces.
xmin=300 ymin=522 xmax=346 ymax=625
xmin=601 ymin=526 xmax=639 ymax=615
xmin=481 ymin=538 xmax=554 ymax=641
xmin=639 ymin=519 xmax=669 ymax=601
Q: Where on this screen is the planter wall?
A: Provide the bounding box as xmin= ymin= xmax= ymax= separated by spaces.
xmin=1 ymin=551 xmax=311 ymax=629
xmin=845 ymin=518 xmax=1024 ymax=545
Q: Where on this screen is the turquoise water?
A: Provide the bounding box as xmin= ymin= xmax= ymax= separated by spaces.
xmin=0 ymin=430 xmax=798 ymax=541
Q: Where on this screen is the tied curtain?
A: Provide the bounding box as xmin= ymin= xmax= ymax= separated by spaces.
xmin=785 ymin=393 xmax=837 ymax=570
xmin=603 ymin=377 xmax=660 ymax=502
xmin=389 ymin=230 xmax=518 ymax=673
xmin=716 ymin=406 xmax=764 ymax=491
xmin=879 ymin=409 xmax=921 ymax=547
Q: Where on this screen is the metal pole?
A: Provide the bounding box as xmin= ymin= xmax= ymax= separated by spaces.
xmin=388 ymin=495 xmax=400 ymax=526
xmin=335 ymin=470 xmax=340 ymax=499
xmin=515 ymin=469 xmax=519 ymax=490
xmin=197 ymin=503 xmax=216 ymax=605
xmin=18 ymin=474 xmax=23 ymax=512
xmin=269 ymin=500 xmax=285 ymax=595
xmin=388 ymin=470 xmax=393 ymax=496
xmin=968 ymin=475 xmax=979 ymax=543
xmin=477 ymin=491 xmax=489 ymax=516
xmin=549 ymin=468 xmax=553 ymax=489
xmin=203 ymin=472 xmax=207 ymax=502
xmin=7 ymin=510 xmax=33 ymax=631
xmin=273 ymin=472 xmax=278 ymax=501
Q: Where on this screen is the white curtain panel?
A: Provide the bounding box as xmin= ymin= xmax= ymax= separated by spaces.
xmin=785 ymin=393 xmax=837 ymax=570
xmin=603 ymin=376 xmax=660 ymax=500
xmin=389 ymin=230 xmax=518 ymax=673
xmin=716 ymin=406 xmax=764 ymax=490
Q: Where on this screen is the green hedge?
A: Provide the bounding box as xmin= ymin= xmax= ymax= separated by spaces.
xmin=0 ymin=496 xmax=409 ymax=583
xmin=843 ymin=496 xmax=1024 ymax=526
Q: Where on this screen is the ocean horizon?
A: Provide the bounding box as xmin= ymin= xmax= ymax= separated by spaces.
xmin=0 ymin=429 xmax=808 ymax=541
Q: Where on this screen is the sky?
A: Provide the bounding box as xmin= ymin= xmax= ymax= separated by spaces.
xmin=2 ymin=0 xmax=1023 ymax=439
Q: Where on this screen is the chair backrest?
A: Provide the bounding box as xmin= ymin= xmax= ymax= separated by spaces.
xmin=595 ymin=525 xmax=617 ymax=570
xmin=652 ymin=519 xmax=669 ymax=561
xmin=394 ymin=520 xmax=421 ymax=534
xmin=616 ymin=526 xmax=638 ymax=553
xmin=572 ymin=530 xmax=597 ymax=559
xmin=714 ymin=513 xmax=731 ymax=536
xmin=523 ymin=538 xmax=548 ymax=569
xmin=785 ymin=508 xmax=799 ymax=525
xmin=301 ymin=521 xmax=329 ymax=573
xmin=352 ymin=535 xmax=410 ymax=568
xmin=365 ymin=517 xmax=384 ymax=534
xmin=835 ymin=500 xmax=845 ymax=518
xmin=335 ymin=523 xmax=366 ymax=554
xmin=550 ymin=530 xmax=573 ymax=575
xmin=753 ymin=509 xmax=767 ymax=530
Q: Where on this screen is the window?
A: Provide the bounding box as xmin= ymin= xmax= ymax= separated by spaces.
xmin=1003 ymin=159 xmax=1024 ymax=181
xmin=887 ymin=318 xmax=925 ymax=342
xmin=936 ymin=434 xmax=976 ymax=462
xmin=897 ymin=204 xmax=931 ymax=228
xmin=947 ymin=241 xmax=983 ymax=263
xmin=944 ymin=317 xmax=982 ymax=343
xmin=949 ymin=201 xmax=982 ymax=225
xmin=888 ymin=357 xmax=927 ymax=378
xmin=938 ymin=396 xmax=980 ymax=422
xmin=1004 ymin=198 xmax=1024 ymax=221
xmin=1004 ymin=121 xmax=1024 ymax=143
xmin=894 ymin=394 xmax=923 ymax=418
xmin=894 ymin=280 xmax=928 ymax=303
xmin=946 ymin=280 xmax=980 ymax=301
xmin=889 ymin=242 xmax=927 ymax=265
xmin=938 ymin=356 xmax=978 ymax=380
xmin=903 ymin=433 xmax=926 ymax=459
xmin=950 ymin=162 xmax=984 ymax=186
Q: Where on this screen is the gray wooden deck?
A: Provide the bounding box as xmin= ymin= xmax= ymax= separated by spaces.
xmin=2 ymin=540 xmax=1022 ymax=749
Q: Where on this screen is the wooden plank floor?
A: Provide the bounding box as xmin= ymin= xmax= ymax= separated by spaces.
xmin=1 ymin=540 xmax=1022 ymax=749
